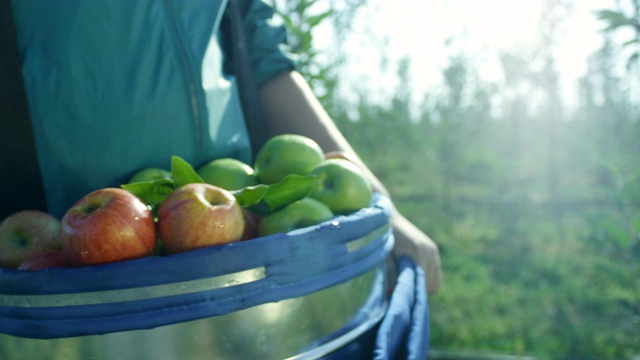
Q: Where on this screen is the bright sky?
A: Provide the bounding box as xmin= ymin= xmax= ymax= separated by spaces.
xmin=315 ymin=0 xmax=622 ymax=111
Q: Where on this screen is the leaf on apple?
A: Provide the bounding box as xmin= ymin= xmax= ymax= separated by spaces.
xmin=262 ymin=174 xmax=316 ymax=212
xmin=233 ymin=174 xmax=315 ymax=216
xmin=121 ymin=178 xmax=175 ymax=209
xmin=122 ymin=156 xmax=202 ymax=207
xmin=122 ymin=156 xmax=314 ymax=217
xmin=171 ymin=156 xmax=205 ymax=188
xmin=232 ymin=185 xmax=269 ymax=209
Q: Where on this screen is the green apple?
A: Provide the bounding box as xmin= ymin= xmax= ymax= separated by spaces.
xmin=254 ymin=134 xmax=325 ymax=184
xmin=309 ymin=159 xmax=373 ymax=215
xmin=197 ymin=158 xmax=258 ymax=191
xmin=128 ymin=167 xmax=171 ymax=183
xmin=258 ymin=197 xmax=333 ymax=237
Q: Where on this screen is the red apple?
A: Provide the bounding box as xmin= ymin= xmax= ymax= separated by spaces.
xmin=18 ymin=250 xmax=73 ymax=270
xmin=0 ymin=210 xmax=61 ymax=268
xmin=60 ymin=188 xmax=157 ymax=265
xmin=158 ymin=183 xmax=244 ymax=254
xmin=240 ymin=208 xmax=261 ymax=241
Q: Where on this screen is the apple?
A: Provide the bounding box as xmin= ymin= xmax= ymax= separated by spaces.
xmin=309 ymin=159 xmax=373 ymax=215
xmin=158 ymin=183 xmax=245 ymax=253
xmin=254 ymin=134 xmax=325 ymax=184
xmin=0 ymin=210 xmax=61 ymax=268
xmin=258 ymin=197 xmax=334 ymax=237
xmin=18 ymin=250 xmax=73 ymax=270
xmin=324 ymin=150 xmax=353 ymax=162
xmin=128 ymin=167 xmax=171 ymax=183
xmin=60 ymin=188 xmax=157 ymax=265
xmin=197 ymin=158 xmax=258 ymax=190
xmin=240 ymin=208 xmax=261 ymax=241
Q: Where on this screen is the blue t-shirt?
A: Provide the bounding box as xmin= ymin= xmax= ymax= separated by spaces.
xmin=13 ymin=0 xmax=295 ymax=217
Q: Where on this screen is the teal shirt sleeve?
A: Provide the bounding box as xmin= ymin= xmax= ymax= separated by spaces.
xmin=238 ymin=0 xmax=297 ymax=86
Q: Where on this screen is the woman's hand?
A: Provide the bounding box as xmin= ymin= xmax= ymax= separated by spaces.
xmin=325 ymin=150 xmax=442 ymax=295
xmin=390 ymin=211 xmax=442 ymax=295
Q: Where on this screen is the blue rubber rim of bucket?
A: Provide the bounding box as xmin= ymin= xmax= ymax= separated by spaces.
xmin=0 ymin=194 xmax=394 ymax=339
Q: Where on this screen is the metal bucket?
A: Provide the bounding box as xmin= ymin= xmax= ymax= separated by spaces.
xmin=0 ymin=195 xmax=394 ymax=359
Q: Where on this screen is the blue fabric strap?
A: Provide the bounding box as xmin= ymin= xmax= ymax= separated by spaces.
xmin=374 ymin=256 xmax=430 ymax=360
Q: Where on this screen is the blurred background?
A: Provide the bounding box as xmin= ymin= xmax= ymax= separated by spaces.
xmin=269 ymin=0 xmax=639 ymax=359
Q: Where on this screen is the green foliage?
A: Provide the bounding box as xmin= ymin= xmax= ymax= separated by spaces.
xmin=122 ymin=156 xmax=315 ymax=216
xmin=596 ymin=0 xmax=640 ymax=71
xmin=232 ymin=174 xmax=315 ymax=215
xmin=267 ymin=0 xmax=368 ymax=104
xmin=273 ymin=1 xmax=640 ymax=358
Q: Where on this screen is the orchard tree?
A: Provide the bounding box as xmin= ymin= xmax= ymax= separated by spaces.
xmin=596 ymin=0 xmax=640 ymax=71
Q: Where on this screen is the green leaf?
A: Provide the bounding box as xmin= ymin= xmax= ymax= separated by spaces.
xmin=231 ymin=185 xmax=269 ymax=208
xmin=171 ymin=156 xmax=204 ymax=188
xmin=232 ymin=174 xmax=316 ymax=216
xmin=262 ymin=174 xmax=316 ymax=213
xmin=596 ymin=9 xmax=636 ymax=30
xmin=306 ymin=10 xmax=333 ymax=28
xmin=121 ymin=178 xmax=176 ymax=208
xmin=279 ymin=13 xmax=295 ymax=32
xmin=294 ymin=0 xmax=311 ymax=15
